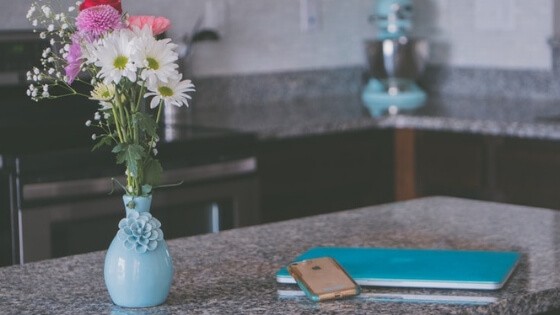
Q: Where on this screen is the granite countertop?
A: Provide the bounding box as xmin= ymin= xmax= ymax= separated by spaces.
xmin=189 ymin=94 xmax=560 ymax=141
xmin=6 ymin=94 xmax=560 ymax=155
xmin=1 ymin=196 xmax=560 ymax=314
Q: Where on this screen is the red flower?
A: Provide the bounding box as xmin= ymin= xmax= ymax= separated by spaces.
xmin=79 ymin=0 xmax=122 ymax=14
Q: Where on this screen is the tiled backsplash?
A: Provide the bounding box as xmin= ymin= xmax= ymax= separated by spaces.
xmin=1 ymin=0 xmax=558 ymax=103
xmin=1 ymin=0 xmax=555 ymax=76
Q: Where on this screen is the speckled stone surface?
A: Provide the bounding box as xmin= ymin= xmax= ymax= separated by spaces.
xmin=1 ymin=196 xmax=560 ymax=314
xmin=188 ymin=94 xmax=560 ymax=141
xmin=191 ymin=65 xmax=560 ymax=111
xmin=183 ymin=64 xmax=560 ymax=142
xmin=419 ymin=66 xmax=560 ymax=101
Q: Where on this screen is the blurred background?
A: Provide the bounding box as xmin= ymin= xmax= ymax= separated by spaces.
xmin=1 ymin=0 xmax=554 ymax=77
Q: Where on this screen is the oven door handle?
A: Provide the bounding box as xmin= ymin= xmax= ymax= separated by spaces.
xmin=23 ymin=157 xmax=257 ymax=202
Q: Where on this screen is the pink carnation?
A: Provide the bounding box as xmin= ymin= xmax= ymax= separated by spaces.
xmin=64 ymin=37 xmax=83 ymax=84
xmin=128 ymin=16 xmax=171 ymax=36
xmin=76 ymin=5 xmax=123 ymax=39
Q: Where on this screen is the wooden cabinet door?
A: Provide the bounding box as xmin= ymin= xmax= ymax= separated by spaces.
xmin=395 ymin=130 xmax=490 ymax=201
xmin=399 ymin=130 xmax=560 ymax=210
xmin=495 ymin=138 xmax=560 ymax=209
xmin=415 ymin=131 xmax=489 ymax=200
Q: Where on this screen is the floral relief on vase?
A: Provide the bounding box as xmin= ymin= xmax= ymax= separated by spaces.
xmin=117 ymin=210 xmax=164 ymax=253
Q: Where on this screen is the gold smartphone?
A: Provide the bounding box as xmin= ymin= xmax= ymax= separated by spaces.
xmin=287 ymin=257 xmax=361 ymax=302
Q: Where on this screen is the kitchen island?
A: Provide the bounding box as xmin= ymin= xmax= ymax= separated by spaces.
xmin=1 ymin=196 xmax=560 ymax=314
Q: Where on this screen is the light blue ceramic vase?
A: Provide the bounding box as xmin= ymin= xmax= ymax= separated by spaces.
xmin=104 ymin=195 xmax=174 ymax=308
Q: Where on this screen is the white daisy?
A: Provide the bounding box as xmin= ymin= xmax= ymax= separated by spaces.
xmin=89 ymin=83 xmax=116 ymax=108
xmin=133 ymin=26 xmax=179 ymax=86
xmin=145 ymin=75 xmax=195 ymax=109
xmin=94 ymin=29 xmax=138 ymax=84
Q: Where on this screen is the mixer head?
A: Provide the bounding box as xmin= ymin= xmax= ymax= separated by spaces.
xmin=371 ymin=0 xmax=413 ymax=39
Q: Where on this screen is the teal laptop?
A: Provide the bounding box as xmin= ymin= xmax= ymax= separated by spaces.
xmin=276 ymin=247 xmax=520 ymax=290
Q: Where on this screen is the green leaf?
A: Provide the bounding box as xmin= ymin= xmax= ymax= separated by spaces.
xmin=91 ymin=135 xmax=113 ymax=152
xmin=112 ymin=143 xmax=125 ymax=154
xmin=143 ymin=157 xmax=163 ymax=186
xmin=132 ymin=112 xmax=158 ymax=139
xmin=115 ymin=144 xmax=147 ymax=177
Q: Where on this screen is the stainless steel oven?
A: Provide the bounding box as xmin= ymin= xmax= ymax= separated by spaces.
xmin=17 ymin=154 xmax=258 ymax=263
xmin=3 ymin=125 xmax=259 ymax=264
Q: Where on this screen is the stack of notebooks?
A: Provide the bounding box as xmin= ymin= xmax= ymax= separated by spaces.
xmin=276 ymin=247 xmax=521 ymax=304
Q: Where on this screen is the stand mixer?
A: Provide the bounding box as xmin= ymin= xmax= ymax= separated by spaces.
xmin=362 ymin=0 xmax=429 ymax=116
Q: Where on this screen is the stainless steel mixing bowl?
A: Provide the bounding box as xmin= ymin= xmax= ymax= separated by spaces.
xmin=364 ymin=37 xmax=429 ymax=83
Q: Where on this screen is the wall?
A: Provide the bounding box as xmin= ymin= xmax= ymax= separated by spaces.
xmin=415 ymin=0 xmax=554 ymax=71
xmin=0 ymin=0 xmax=555 ymax=77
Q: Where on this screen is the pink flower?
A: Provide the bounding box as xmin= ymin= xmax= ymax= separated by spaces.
xmin=128 ymin=16 xmax=171 ymax=36
xmin=76 ymin=5 xmax=123 ymax=39
xmin=64 ymin=37 xmax=83 ymax=84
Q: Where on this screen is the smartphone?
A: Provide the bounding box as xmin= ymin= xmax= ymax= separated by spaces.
xmin=287 ymin=257 xmax=361 ymax=302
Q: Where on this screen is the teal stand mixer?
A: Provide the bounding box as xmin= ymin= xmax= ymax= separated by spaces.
xmin=362 ymin=0 xmax=429 ymax=116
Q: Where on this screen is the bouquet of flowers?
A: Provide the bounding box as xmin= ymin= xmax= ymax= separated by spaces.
xmin=26 ymin=0 xmax=194 ymax=197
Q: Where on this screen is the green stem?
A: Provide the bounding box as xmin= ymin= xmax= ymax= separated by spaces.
xmin=135 ymin=81 xmax=146 ymax=112
xmin=155 ymin=101 xmax=164 ymax=124
xmin=115 ymin=95 xmax=128 ymax=143
xmin=110 ymin=104 xmax=124 ymax=143
xmin=75 ymin=77 xmax=94 ymax=87
xmin=114 ymin=108 xmax=125 ymax=142
xmin=148 ymin=101 xmax=164 ymax=149
xmin=122 ymin=104 xmax=133 ymax=141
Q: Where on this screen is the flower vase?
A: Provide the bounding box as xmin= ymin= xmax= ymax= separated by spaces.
xmin=104 ymin=194 xmax=174 ymax=307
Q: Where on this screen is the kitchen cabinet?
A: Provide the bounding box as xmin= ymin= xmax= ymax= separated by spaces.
xmin=0 ymin=161 xmax=14 ymax=266
xmin=494 ymin=137 xmax=560 ymax=209
xmin=257 ymin=129 xmax=394 ymax=223
xmin=414 ymin=130 xmax=490 ymax=200
xmin=397 ymin=129 xmax=560 ymax=210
